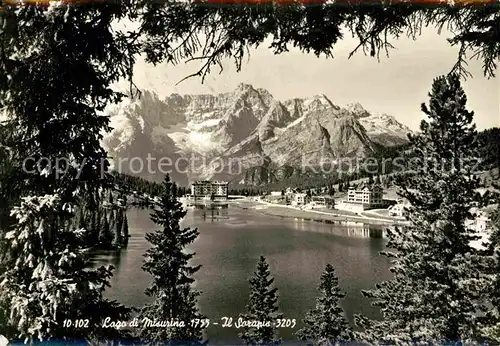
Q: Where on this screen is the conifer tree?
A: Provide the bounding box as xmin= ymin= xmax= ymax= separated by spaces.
xmin=99 ymin=210 xmax=113 ymax=247
xmin=1 ymin=196 xmax=131 ymax=342
xmin=356 ymin=74 xmax=492 ymax=344
xmin=296 ymin=264 xmax=353 ymax=345
xmin=482 ymin=248 xmax=500 ymax=343
xmin=0 ymin=134 xmax=20 ymax=232
xmin=122 ymin=213 xmax=129 ymax=245
xmin=113 ymin=214 xmax=122 ymax=248
xmin=386 ymin=175 xmax=394 ymax=188
xmin=138 ymin=2 xmax=499 ymax=81
xmin=139 ymin=175 xmax=205 ymax=344
xmin=106 ymin=208 xmax=118 ymax=248
xmin=328 ymin=186 xmax=335 ymax=197
xmin=239 ymin=256 xmax=282 ymax=346
xmin=108 ymin=207 xmax=116 ymax=231
xmin=488 ymin=204 xmax=500 ymax=251
xmin=0 ymin=3 xmax=132 ymax=341
xmin=481 ymin=205 xmax=500 ymax=342
xmin=117 ymin=194 xmax=130 ymax=245
xmin=90 ymin=206 xmax=101 ymax=247
xmin=381 ymin=176 xmax=388 ymax=188
xmin=78 ymin=206 xmax=86 ymax=230
xmin=115 ymin=209 xmax=123 ymax=247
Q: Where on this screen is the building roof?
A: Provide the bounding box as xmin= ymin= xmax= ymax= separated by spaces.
xmin=349 ymin=183 xmax=382 ymax=191
xmin=312 ymin=195 xmax=334 ymax=200
xmin=192 ymin=180 xmax=228 ymax=184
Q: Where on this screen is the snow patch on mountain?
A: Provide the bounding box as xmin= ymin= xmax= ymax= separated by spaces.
xmin=303 ymin=94 xmax=334 ymax=109
xmin=167 ymin=130 xmax=224 ymax=156
xmin=104 ymin=99 xmax=143 ymax=152
xmin=346 ymin=102 xmax=370 ymax=118
xmin=102 ymin=83 xmax=413 ymax=183
xmin=186 ymin=118 xmax=222 ymax=131
xmin=286 ymin=115 xmax=306 ymax=129
xmin=358 ymin=113 xmax=412 ymax=145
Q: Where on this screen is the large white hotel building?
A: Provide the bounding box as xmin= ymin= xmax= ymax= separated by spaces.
xmin=190 ymin=181 xmax=229 ymax=201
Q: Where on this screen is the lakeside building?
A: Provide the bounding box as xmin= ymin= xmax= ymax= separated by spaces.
xmin=466 ymin=209 xmax=492 ymax=250
xmin=347 ymin=183 xmax=383 ymax=206
xmin=476 ymin=211 xmax=491 ymax=231
xmin=388 ymin=203 xmax=409 ymax=217
xmin=292 ymin=193 xmax=311 ymax=206
xmin=465 ymin=208 xmax=492 ymax=231
xmin=311 ymin=196 xmax=335 ymax=209
xmin=190 ymin=181 xmax=228 ymax=201
xmin=337 ymin=183 xmax=395 ymax=213
xmin=284 ymin=188 xmax=296 ymax=205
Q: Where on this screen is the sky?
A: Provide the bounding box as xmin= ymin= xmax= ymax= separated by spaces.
xmin=123 ymin=26 xmax=499 ymax=131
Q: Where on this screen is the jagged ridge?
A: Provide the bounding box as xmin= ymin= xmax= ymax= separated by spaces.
xmin=102 ymin=83 xmax=412 ymax=185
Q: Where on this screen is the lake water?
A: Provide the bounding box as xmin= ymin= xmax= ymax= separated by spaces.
xmin=91 ymin=203 xmax=392 ymax=343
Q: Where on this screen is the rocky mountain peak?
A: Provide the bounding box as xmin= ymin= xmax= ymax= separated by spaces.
xmin=303 ymin=94 xmax=338 ymax=112
xmin=236 ymin=82 xmax=254 ymax=91
xmin=102 ymin=84 xmax=412 ymax=184
xmin=346 ymin=102 xmax=370 ymax=118
xmin=314 ymin=94 xmax=334 ymax=105
xmin=377 ymin=113 xmax=401 ymax=126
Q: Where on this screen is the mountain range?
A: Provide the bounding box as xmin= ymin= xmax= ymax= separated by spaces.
xmin=102 ymin=83 xmax=412 ymax=186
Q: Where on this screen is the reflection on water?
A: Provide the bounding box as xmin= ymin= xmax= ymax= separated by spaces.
xmin=93 ymin=204 xmax=392 ymax=343
xmin=186 ymin=203 xmax=230 ymax=221
xmin=291 ymin=217 xmax=389 ymax=238
xmin=185 ymin=203 xmax=229 ymax=210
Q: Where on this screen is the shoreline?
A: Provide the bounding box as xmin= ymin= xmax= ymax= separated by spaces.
xmin=230 ymin=199 xmax=408 ymax=226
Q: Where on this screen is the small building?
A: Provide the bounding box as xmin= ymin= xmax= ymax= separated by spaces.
xmin=292 ymin=193 xmax=311 ymax=206
xmin=284 ymin=189 xmax=296 ymax=205
xmin=343 ymin=183 xmax=384 ymax=210
xmin=476 ymin=211 xmax=490 ymax=231
xmin=469 ymin=210 xmax=492 ymax=250
xmin=388 ymin=203 xmax=409 ymax=217
xmin=466 ymin=208 xmax=492 ymax=232
xmin=270 ymin=191 xmax=283 ymax=197
xmin=347 ymin=183 xmax=383 ymax=206
xmin=311 ymin=196 xmax=335 ymax=209
xmin=190 ymin=181 xmax=228 ymax=201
